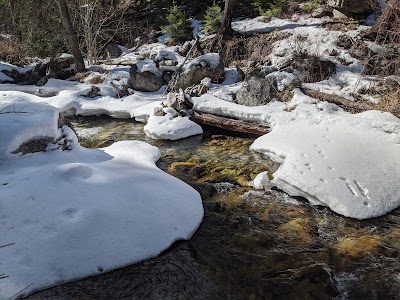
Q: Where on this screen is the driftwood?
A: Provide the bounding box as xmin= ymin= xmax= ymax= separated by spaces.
xmin=191 ymin=111 xmax=270 ymax=135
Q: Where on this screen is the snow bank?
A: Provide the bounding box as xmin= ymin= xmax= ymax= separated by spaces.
xmin=0 ymin=97 xmax=203 ymax=298
xmin=250 ymin=109 xmax=400 ymax=219
xmin=193 ymin=89 xmax=400 ymax=219
xmin=136 ymin=59 xmax=162 ymax=76
xmin=144 ymin=114 xmax=203 ymax=140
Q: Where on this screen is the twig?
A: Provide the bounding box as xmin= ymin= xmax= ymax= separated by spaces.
xmin=0 ymin=243 xmax=15 ymax=249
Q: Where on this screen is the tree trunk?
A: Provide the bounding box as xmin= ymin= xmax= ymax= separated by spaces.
xmin=57 ymin=0 xmax=86 ymax=72
xmin=218 ymin=0 xmax=234 ymax=39
xmin=191 ymin=111 xmax=270 ymax=136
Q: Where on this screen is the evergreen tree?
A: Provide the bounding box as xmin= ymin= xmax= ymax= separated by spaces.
xmin=161 ymin=2 xmax=192 ymax=43
xmin=203 ymin=2 xmax=223 ymax=34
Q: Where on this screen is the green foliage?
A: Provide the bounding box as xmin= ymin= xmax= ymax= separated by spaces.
xmin=161 ymin=2 xmax=192 ymax=43
xmin=203 ymin=2 xmax=222 ymax=34
xmin=303 ymin=0 xmax=322 ymax=12
xmin=262 ymin=0 xmax=288 ymax=18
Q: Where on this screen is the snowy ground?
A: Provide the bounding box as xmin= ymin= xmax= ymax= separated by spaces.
xmin=0 ymin=95 xmax=203 ymax=299
xmin=1 ymin=10 xmax=400 ymax=297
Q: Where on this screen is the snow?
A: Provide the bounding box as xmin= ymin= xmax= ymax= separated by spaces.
xmin=184 ymin=53 xmax=221 ymax=72
xmin=144 ymin=114 xmax=203 ymax=140
xmin=250 ymin=107 xmax=400 ymax=220
xmin=136 ymin=59 xmax=162 ymax=76
xmin=193 ymin=88 xmax=400 ymax=219
xmin=250 ymin=171 xmax=275 ymax=190
xmin=0 ymin=96 xmax=203 ymax=299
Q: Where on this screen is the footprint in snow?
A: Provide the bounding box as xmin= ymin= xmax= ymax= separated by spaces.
xmin=339 ymin=177 xmax=371 ymax=206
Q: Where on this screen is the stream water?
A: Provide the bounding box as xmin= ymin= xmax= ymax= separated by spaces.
xmin=28 ymin=116 xmax=400 ymax=300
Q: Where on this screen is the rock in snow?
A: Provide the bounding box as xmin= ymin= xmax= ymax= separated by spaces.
xmin=144 ymin=114 xmax=203 ymax=140
xmin=0 ymin=97 xmax=203 ymax=299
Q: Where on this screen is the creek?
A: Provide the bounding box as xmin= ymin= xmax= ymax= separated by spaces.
xmin=28 ymin=116 xmax=400 ymax=300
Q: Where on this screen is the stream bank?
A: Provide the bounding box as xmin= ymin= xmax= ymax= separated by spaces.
xmin=27 ymin=116 xmax=400 ymax=300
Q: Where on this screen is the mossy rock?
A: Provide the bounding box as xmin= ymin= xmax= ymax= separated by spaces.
xmin=279 ymin=218 xmax=313 ymax=246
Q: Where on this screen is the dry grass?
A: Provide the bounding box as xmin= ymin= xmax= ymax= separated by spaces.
xmin=0 ymin=37 xmax=28 ymax=66
xmin=89 ymin=75 xmax=105 ymax=85
xmin=73 ymin=72 xmax=88 ymax=82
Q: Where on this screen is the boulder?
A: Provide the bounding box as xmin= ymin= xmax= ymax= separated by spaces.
xmin=48 ymin=55 xmax=75 ymax=80
xmin=174 ymin=54 xmax=225 ymax=91
xmin=327 ymin=0 xmax=372 ymax=18
xmin=105 ymin=43 xmax=122 ymax=59
xmin=129 ymin=63 xmax=165 ymax=92
xmin=2 ymin=54 xmax=76 ymax=85
xmin=235 ymin=69 xmax=278 ymax=106
xmin=311 ymin=6 xmax=334 ymax=18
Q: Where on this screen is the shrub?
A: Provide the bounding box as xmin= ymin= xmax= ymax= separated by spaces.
xmin=203 ymin=2 xmax=223 ymax=34
xmin=161 ymin=2 xmax=192 ymax=43
xmin=303 ymin=0 xmax=320 ymax=12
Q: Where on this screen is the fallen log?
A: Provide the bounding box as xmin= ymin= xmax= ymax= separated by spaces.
xmin=300 ymin=88 xmax=374 ymax=113
xmin=191 ymin=111 xmax=270 ymax=136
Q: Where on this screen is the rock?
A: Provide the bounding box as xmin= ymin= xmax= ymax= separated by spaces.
xmin=235 ymin=69 xmax=278 ymax=106
xmin=105 ymin=43 xmax=122 ymax=59
xmin=164 ymin=90 xmax=188 ymax=111
xmin=11 ymin=138 xmax=54 ymax=155
xmin=12 ymin=114 xmax=76 ymax=155
xmin=328 ymin=0 xmax=372 ymax=18
xmin=312 ymin=6 xmax=334 ymax=18
xmin=184 ymin=84 xmax=209 ymax=97
xmin=36 ymin=75 xmax=49 ymax=87
xmin=236 ymin=65 xmax=246 ymax=82
xmin=332 ymin=9 xmax=349 ymax=19
xmin=154 ymin=106 xmax=166 ymax=117
xmin=174 ymin=54 xmax=225 ymax=91
xmin=162 ymin=70 xmax=174 ymax=83
xmin=84 ymin=86 xmax=101 ymax=98
xmin=2 ymin=54 xmax=75 ymax=85
xmin=327 ymin=48 xmax=339 ymax=56
xmin=47 ymin=54 xmax=75 ymax=80
xmin=129 ymin=64 xmax=165 ymax=92
xmin=178 ymin=41 xmax=193 ymax=56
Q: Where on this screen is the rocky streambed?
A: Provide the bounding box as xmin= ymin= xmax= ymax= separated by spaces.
xmin=27 ymin=116 xmax=400 ymax=300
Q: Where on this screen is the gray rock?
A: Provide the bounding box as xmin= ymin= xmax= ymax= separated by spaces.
xmin=164 ymin=90 xmax=187 ymax=111
xmin=105 ymin=43 xmax=122 ymax=59
xmin=235 ymin=69 xmax=278 ymax=107
xmin=129 ymin=64 xmax=165 ymax=92
xmin=1 ymin=54 xmax=75 ymax=85
xmin=327 ymin=48 xmax=339 ymax=56
xmin=174 ymin=55 xmax=225 ymax=91
xmin=312 ymin=6 xmax=333 ymax=18
xmin=84 ymin=86 xmax=101 ymax=98
xmin=328 ymin=0 xmax=372 ymax=18
xmin=154 ymin=106 xmax=166 ymax=117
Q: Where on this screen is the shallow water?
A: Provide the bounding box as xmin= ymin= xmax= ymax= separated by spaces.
xmin=28 ymin=116 xmax=400 ymax=300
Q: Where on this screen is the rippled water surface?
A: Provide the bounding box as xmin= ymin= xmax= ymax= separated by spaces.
xmin=28 ymin=116 xmax=400 ymax=300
